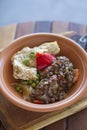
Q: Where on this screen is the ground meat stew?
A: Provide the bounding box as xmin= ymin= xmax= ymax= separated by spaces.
xmin=12 ymin=42 xmax=80 ymax=104
xmin=28 ymin=56 xmax=76 ymax=103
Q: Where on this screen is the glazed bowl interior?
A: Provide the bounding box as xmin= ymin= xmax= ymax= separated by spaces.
xmin=0 ymin=33 xmax=87 ymax=112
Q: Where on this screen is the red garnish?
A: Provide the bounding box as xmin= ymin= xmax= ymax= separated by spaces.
xmin=33 ymin=100 xmax=44 ymax=104
xmin=36 ymin=52 xmax=56 ymax=70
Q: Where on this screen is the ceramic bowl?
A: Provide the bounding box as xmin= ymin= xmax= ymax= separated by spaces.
xmin=0 ymin=33 xmax=87 ymax=112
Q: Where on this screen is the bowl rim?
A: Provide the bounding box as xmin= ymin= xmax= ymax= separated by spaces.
xmin=0 ymin=32 xmax=87 ymax=54
xmin=0 ymin=33 xmax=87 ymax=112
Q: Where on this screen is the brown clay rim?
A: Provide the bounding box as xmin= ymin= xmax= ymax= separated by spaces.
xmin=0 ymin=33 xmax=87 ymax=112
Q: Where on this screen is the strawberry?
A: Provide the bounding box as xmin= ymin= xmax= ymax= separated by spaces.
xmin=36 ymin=52 xmax=56 ymax=70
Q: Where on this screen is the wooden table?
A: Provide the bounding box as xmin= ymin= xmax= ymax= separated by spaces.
xmin=0 ymin=21 xmax=87 ymax=130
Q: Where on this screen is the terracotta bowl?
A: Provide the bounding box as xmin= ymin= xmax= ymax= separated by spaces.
xmin=0 ymin=33 xmax=87 ymax=112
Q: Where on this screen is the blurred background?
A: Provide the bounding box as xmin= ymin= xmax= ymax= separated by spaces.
xmin=0 ymin=0 xmax=87 ymax=26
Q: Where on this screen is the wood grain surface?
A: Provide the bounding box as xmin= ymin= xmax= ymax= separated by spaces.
xmin=0 ymin=21 xmax=87 ymax=130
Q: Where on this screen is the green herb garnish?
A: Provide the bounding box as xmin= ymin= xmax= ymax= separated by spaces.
xmin=35 ymin=79 xmax=40 ymax=85
xmin=15 ymin=85 xmax=23 ymax=93
xmin=15 ymin=85 xmax=20 ymax=91
xmin=29 ymin=52 xmax=35 ymax=59
xmin=31 ymin=82 xmax=36 ymax=88
xmin=28 ymin=80 xmax=33 ymax=85
xmin=23 ymin=59 xmax=29 ymax=66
